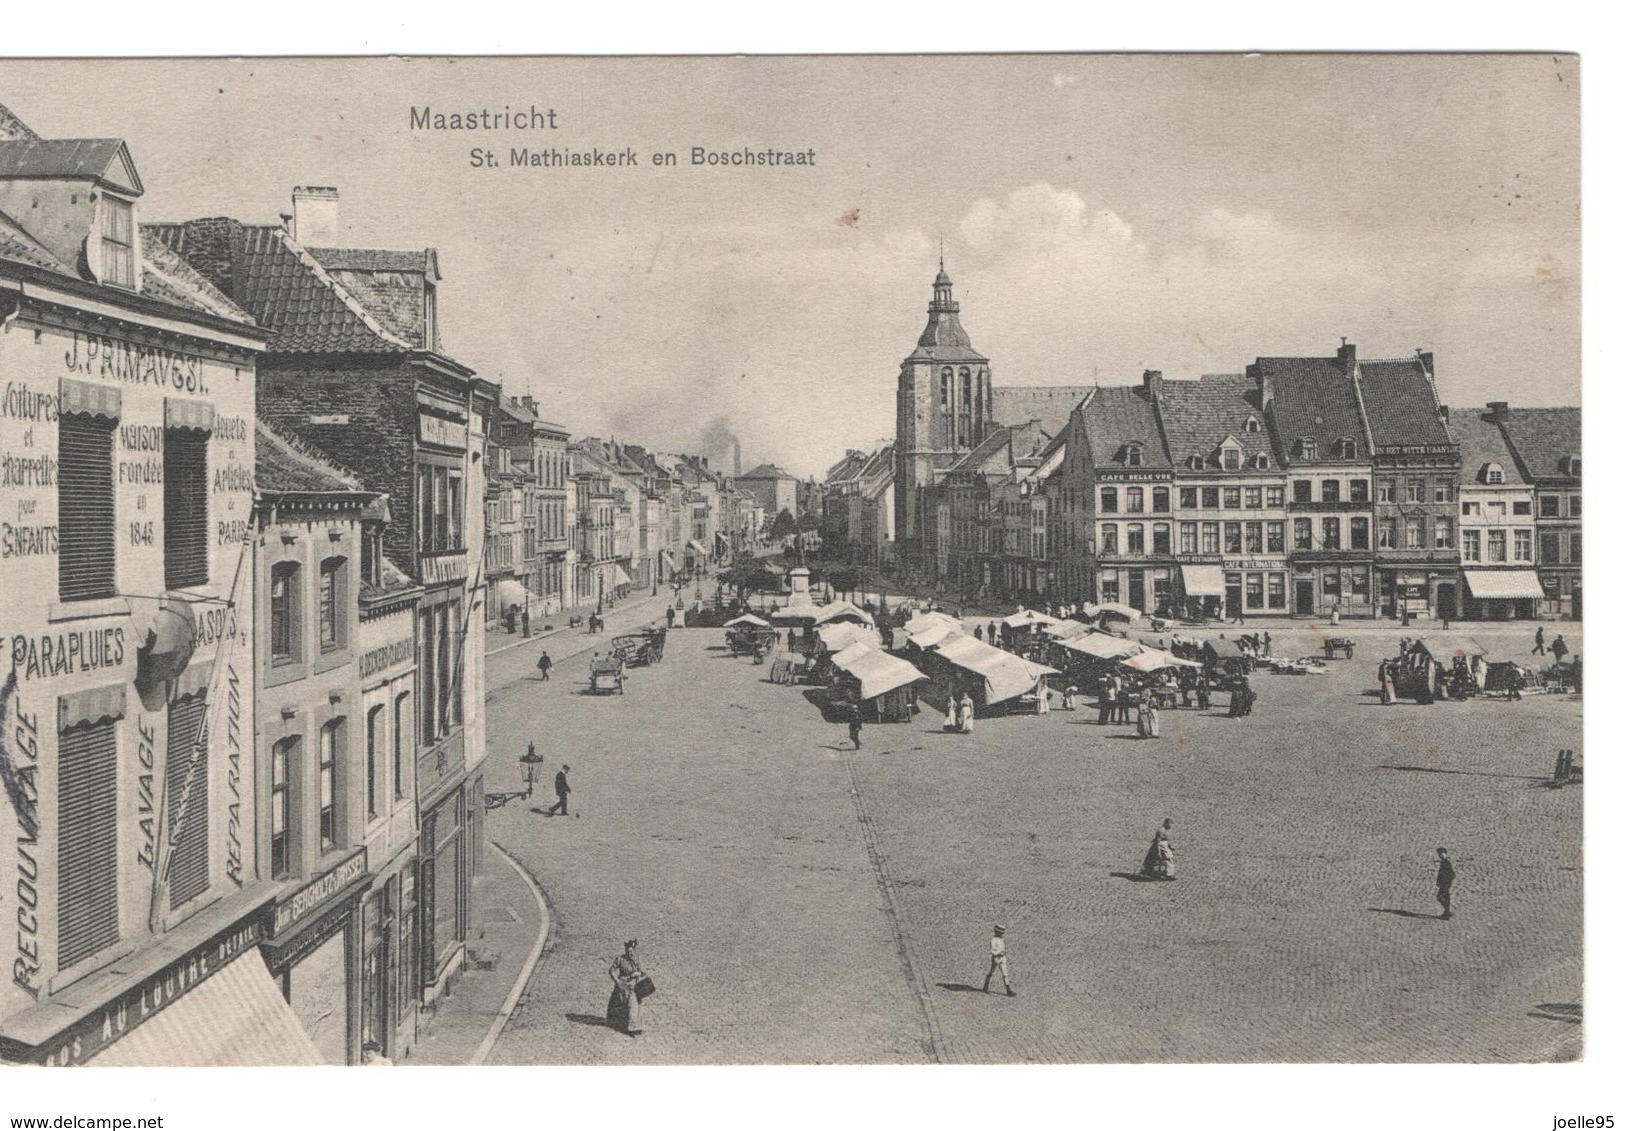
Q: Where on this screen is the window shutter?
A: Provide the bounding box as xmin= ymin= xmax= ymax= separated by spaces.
xmin=166 ymin=694 xmax=211 ymax=908
xmin=58 ymin=718 xmax=120 ymax=968
xmin=58 ymin=415 xmax=117 ymax=601
xmin=164 ymin=430 xmax=209 ymax=588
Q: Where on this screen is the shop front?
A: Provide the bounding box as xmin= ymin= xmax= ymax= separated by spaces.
xmin=260 ymin=847 xmax=371 ymax=1065
xmin=1461 ymin=569 xmax=1543 ymax=620
xmin=1096 ymin=564 xmax=1173 ymax=616
xmin=417 ymin=770 xmax=469 ymax=1002
xmin=1294 ymin=559 xmax=1376 ymax=618
xmin=1377 ymin=568 xmax=1456 ymax=620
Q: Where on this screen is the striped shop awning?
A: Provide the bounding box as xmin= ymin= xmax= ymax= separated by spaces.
xmin=165 ymin=396 xmax=216 ymax=433
xmin=58 ymin=683 xmax=127 ymax=731
xmin=59 ymin=377 xmax=122 ymax=422
xmin=89 ymin=948 xmax=327 ymax=1066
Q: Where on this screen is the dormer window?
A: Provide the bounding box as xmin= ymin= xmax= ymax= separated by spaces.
xmin=1219 ymin=439 xmax=1242 ymax=471
xmin=1485 ymin=462 xmax=1505 ymax=485
xmin=1559 ymin=454 xmax=1581 ymax=477
xmin=1296 ymin=438 xmax=1318 ymax=460
xmin=1124 ymin=443 xmax=1142 ymax=467
xmin=1254 ymin=453 xmax=1270 ymax=470
xmin=1187 ymin=454 xmax=1204 ymax=470
xmin=1244 ymin=416 xmax=1262 ymax=434
xmin=101 ymin=196 xmax=136 ymax=290
xmin=1335 ymin=437 xmax=1357 ymax=460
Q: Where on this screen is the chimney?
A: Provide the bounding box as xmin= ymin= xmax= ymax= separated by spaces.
xmin=291 ymin=186 xmax=340 ymax=247
xmin=1438 ymin=405 xmax=1450 ymax=423
xmin=1417 ymin=350 xmax=1435 ymax=376
xmin=520 ymin=394 xmax=537 ymax=412
xmin=733 ymin=438 xmax=742 ymax=478
xmin=1336 ymin=338 xmax=1357 ymax=374
xmin=1486 ymin=401 xmax=1510 ymax=422
xmin=1249 ymin=362 xmax=1273 ymax=411
xmin=1142 ymin=369 xmax=1164 ymax=400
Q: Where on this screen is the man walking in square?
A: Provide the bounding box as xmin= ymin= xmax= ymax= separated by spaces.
xmin=1532 ymin=626 xmax=1546 ymax=655
xmin=536 ymin=649 xmax=552 ymax=680
xmin=982 ymin=924 xmax=1015 ymax=996
xmin=548 ymin=764 xmax=572 ymax=817
xmin=1435 ymin=846 xmax=1455 ymax=920
xmin=847 ymin=702 xmax=864 ymax=750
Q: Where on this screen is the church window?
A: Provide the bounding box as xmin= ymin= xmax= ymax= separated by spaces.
xmin=939 ymin=370 xmax=951 ymax=409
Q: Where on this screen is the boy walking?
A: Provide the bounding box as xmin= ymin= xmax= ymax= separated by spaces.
xmin=982 ymin=924 xmax=1015 ymax=996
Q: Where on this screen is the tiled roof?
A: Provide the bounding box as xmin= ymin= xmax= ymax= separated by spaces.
xmin=137 ymin=228 xmax=255 ymax=324
xmin=1254 ymin=356 xmax=1369 ymax=462
xmin=740 ymin=463 xmax=798 ymax=480
xmin=1448 ymin=409 xmax=1528 ymax=486
xmin=308 ymin=248 xmax=431 ymax=272
xmin=949 ymin=420 xmax=1051 ymax=476
xmin=0 ymin=207 xmax=70 ymax=272
xmin=1495 ymin=407 xmax=1582 ymax=481
xmin=1076 ymin=385 xmax=1171 ymax=469
xmin=308 ymin=247 xmax=431 ymax=347
xmin=1154 ymin=374 xmax=1276 ymax=469
xmin=0 ymin=138 xmax=139 ymax=193
xmin=256 ymin=420 xmax=369 ymax=495
xmin=151 ymin=219 xmax=417 ymax=353
xmin=1358 ymin=358 xmax=1451 ymax=447
xmin=992 ymin=386 xmax=1093 ymax=434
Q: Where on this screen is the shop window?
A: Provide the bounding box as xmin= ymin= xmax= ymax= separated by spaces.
xmin=1350 ymin=517 xmax=1370 ymax=551
xmin=58 ymin=716 xmax=120 ymax=969
xmin=1245 ymin=572 xmax=1264 ymax=608
xmin=59 ymin=414 xmax=118 ymax=602
xmin=271 ymin=738 xmax=296 ymax=880
xmin=1267 ymin=574 xmax=1286 ymax=608
xmin=1100 ymin=572 xmax=1120 ymax=603
xmin=166 ymin=694 xmax=211 ymax=908
xmin=271 ymin=562 xmax=301 ymax=664
xmin=1201 ymin=487 xmax=1220 ymax=509
xmin=1322 ymin=568 xmax=1342 ymax=598
xmin=1266 ymin=522 xmax=1284 ymax=553
xmin=1321 ymin=517 xmax=1341 ymax=550
xmin=1350 ymin=570 xmax=1371 ymax=600
xmin=319 ymin=557 xmax=347 ymax=652
xmin=163 ymin=429 xmax=210 ymax=588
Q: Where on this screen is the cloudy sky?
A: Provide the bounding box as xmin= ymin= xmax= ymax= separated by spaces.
xmin=3 ymin=55 xmax=1578 ymax=476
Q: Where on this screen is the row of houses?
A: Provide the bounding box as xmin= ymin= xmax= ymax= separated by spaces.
xmin=848 ymin=267 xmax=1581 ymax=622
xmin=0 ymin=103 xmax=758 ymax=1068
xmin=482 ymin=410 xmax=764 ymax=629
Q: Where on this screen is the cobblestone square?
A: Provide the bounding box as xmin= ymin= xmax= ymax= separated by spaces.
xmin=475 ymin=619 xmax=1582 ymax=1064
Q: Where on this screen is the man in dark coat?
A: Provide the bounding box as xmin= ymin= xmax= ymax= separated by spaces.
xmin=547 ymin=764 xmax=572 ymax=816
xmin=847 ymin=703 xmax=864 ymax=750
xmin=666 ymin=605 xmax=676 ymax=629
xmin=536 ymin=650 xmax=552 ymax=680
xmin=1435 ymin=847 xmax=1455 ymax=920
xmin=1551 ymin=634 xmax=1569 ymax=662
xmin=1532 ymin=626 xmax=1546 ymax=655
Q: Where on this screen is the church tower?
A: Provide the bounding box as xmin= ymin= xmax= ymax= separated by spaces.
xmin=894 ymin=259 xmax=993 ymax=568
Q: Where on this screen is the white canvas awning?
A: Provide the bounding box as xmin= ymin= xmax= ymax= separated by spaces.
xmin=844 ymin=650 xmax=929 ymax=700
xmin=1122 ymin=649 xmax=1202 ymax=672
xmin=1044 ymin=618 xmax=1094 ymax=641
xmin=829 ymin=641 xmax=878 ymax=670
xmin=493 ymin=579 xmax=529 ymax=611
xmin=1055 ymin=632 xmax=1145 ymax=660
xmin=1180 ymin=564 xmax=1227 ymax=597
xmin=906 ymin=620 xmax=960 ymax=650
xmin=686 ymin=539 xmax=710 ymax=556
xmin=1002 ymin=608 xmax=1061 ymax=629
xmin=89 ymin=948 xmax=326 ymax=1066
xmin=933 ymin=633 xmax=1058 ymax=704
xmin=812 ymin=600 xmax=875 ymax=627
xmin=1462 ymin=570 xmax=1544 ymax=600
xmin=724 ymin=613 xmax=771 ymax=628
xmin=818 ymin=622 xmax=882 ymax=652
xmin=612 ymin=564 xmax=634 ymax=588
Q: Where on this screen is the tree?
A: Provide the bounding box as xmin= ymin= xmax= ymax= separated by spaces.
xmin=768 ymin=508 xmax=797 ymax=541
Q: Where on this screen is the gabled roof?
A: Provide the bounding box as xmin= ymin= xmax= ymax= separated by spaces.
xmin=1075 ymin=385 xmax=1171 ymax=469
xmin=0 ymin=207 xmax=70 ymax=272
xmin=825 ymin=450 xmax=869 ymax=484
xmin=1447 ymin=409 xmax=1528 ymax=487
xmin=0 ymin=138 xmax=142 ymax=195
xmin=1495 ymin=407 xmax=1582 ymax=481
xmin=137 ymin=228 xmax=255 ymax=323
xmin=948 ymin=420 xmax=1051 ymax=477
xmin=1155 ymin=373 xmax=1277 ymax=469
xmin=256 ymin=419 xmax=370 ymax=496
xmin=1253 ymin=356 xmax=1369 ymax=462
xmin=307 ymin=246 xmax=435 ymax=348
xmin=1358 ymin=358 xmax=1452 ymax=448
xmin=991 ymin=386 xmax=1093 ymax=434
xmin=150 ymin=219 xmax=421 ymax=353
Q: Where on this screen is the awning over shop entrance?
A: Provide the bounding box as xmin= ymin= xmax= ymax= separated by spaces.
xmin=1180 ymin=564 xmax=1227 ymax=597
xmin=1462 ymin=570 xmax=1544 ymax=600
xmin=90 ymin=948 xmax=326 ymax=1066
xmin=493 ymin=579 xmax=529 ymax=611
xmin=686 ymin=539 xmax=709 ymax=557
xmin=612 ymin=564 xmax=634 ymax=588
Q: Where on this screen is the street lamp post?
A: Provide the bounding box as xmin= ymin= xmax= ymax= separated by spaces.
xmin=520 ymin=743 xmax=545 ymax=799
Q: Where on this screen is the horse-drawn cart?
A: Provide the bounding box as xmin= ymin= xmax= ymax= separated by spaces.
xmin=1322 ymin=636 xmax=1356 ymax=660
xmin=590 ymin=654 xmax=626 ymax=694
